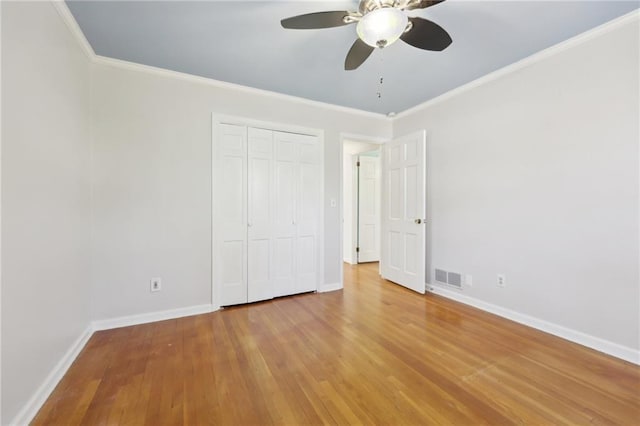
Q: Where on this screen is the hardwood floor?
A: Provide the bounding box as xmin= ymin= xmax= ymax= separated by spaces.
xmin=34 ymin=262 xmax=640 ymax=425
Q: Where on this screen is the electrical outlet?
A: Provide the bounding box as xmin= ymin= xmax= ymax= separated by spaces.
xmin=150 ymin=277 xmax=162 ymax=292
xmin=497 ymin=274 xmax=506 ymax=288
xmin=465 ymin=274 xmax=473 ymax=287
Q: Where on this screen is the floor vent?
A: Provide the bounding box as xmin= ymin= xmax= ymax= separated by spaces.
xmin=435 ymin=269 xmax=448 ymax=284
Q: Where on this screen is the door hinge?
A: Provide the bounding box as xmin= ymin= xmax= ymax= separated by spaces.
xmin=356 ymin=247 xmax=360 ymax=253
xmin=356 ymin=161 xmax=360 ymax=167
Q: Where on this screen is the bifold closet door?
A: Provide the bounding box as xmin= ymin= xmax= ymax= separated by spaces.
xmin=247 ymin=128 xmax=274 ymax=303
xmin=273 ymin=131 xmax=320 ymax=297
xmin=295 ymin=134 xmax=320 ymax=293
xmin=216 ymin=123 xmax=320 ymax=306
xmin=273 ymin=133 xmax=296 ymax=297
xmin=216 ymin=123 xmax=248 ymax=306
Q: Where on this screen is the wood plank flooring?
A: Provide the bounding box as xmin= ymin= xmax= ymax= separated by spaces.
xmin=33 ymin=262 xmax=640 ymax=424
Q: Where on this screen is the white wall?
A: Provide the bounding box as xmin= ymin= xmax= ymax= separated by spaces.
xmin=393 ymin=15 xmax=639 ymax=352
xmin=1 ymin=2 xmax=92 ymax=423
xmin=342 ymin=140 xmax=380 ymax=264
xmin=90 ymin=61 xmax=391 ymax=320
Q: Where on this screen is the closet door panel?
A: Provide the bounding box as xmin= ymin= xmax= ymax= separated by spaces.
xmin=222 ymin=241 xmax=244 ymax=286
xmin=274 ymin=161 xmax=295 ymax=233
xmin=297 ymin=162 xmax=319 ymax=235
xmin=273 ymin=160 xmax=295 ymax=297
xmin=298 ymin=136 xmax=319 ymax=163
xmin=248 ymin=157 xmax=271 ymax=235
xmin=296 ymin=236 xmax=316 ymax=293
xmin=217 ymin=124 xmax=247 ymax=306
xmin=295 ymin=143 xmax=320 ymax=293
xmin=248 ymin=128 xmax=274 ymax=303
xmin=276 ymin=137 xmax=297 ymax=162
xmin=273 ymin=134 xmax=297 ymax=297
xmin=220 ymin=158 xmax=244 ymax=222
xmin=248 ymin=239 xmax=271 ymax=302
xmin=247 ymin=157 xmax=271 ymax=303
xmin=274 ymin=237 xmax=294 ymax=297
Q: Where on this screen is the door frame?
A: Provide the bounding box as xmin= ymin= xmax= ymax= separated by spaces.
xmin=339 ymin=133 xmax=387 ymax=289
xmin=211 ymin=113 xmax=325 ymax=310
xmin=352 ymin=154 xmax=360 ymax=263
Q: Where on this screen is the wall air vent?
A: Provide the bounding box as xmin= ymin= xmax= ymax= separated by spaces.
xmin=447 ymin=272 xmax=462 ymax=288
xmin=435 ymin=268 xmax=463 ymax=288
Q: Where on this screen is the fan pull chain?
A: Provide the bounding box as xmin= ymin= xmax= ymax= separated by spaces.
xmin=377 ymin=50 xmax=384 ymax=101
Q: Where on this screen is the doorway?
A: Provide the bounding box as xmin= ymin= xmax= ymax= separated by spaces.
xmin=340 ymin=131 xmax=427 ymax=295
xmin=342 ymin=140 xmax=381 ymax=264
xmin=354 ymin=150 xmax=380 ymax=263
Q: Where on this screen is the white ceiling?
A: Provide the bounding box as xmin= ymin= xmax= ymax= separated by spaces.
xmin=66 ymin=1 xmax=638 ymax=115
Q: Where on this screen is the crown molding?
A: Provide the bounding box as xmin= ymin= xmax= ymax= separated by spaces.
xmin=50 ymin=0 xmax=387 ymax=120
xmin=51 ymin=0 xmax=95 ymax=60
xmin=93 ymin=55 xmax=388 ymax=120
xmin=393 ymin=9 xmax=640 ymax=121
xmin=50 ymin=0 xmax=638 ymax=126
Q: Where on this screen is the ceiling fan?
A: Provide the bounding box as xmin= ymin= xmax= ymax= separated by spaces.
xmin=281 ymin=0 xmax=452 ymax=70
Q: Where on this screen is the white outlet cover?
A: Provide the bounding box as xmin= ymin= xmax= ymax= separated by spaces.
xmin=497 ymin=274 xmax=506 ymax=287
xmin=465 ymin=274 xmax=473 ymax=287
xmin=150 ymin=277 xmax=162 ymax=292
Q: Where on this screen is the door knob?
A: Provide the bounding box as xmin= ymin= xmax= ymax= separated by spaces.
xmin=415 ymin=218 xmax=426 ymax=224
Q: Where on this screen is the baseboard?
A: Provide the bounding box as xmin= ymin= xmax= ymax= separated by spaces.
xmin=427 ymin=284 xmax=640 ymax=365
xmin=318 ymin=282 xmax=343 ymax=293
xmin=10 ymin=304 xmax=217 ymax=425
xmin=92 ymin=304 xmax=215 ymax=331
xmin=10 ymin=325 xmax=94 ymax=426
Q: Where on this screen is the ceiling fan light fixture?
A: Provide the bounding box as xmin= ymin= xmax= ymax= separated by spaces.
xmin=356 ymin=7 xmax=408 ymax=48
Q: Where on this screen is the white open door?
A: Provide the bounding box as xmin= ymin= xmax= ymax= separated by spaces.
xmin=380 ymin=131 xmax=426 ymax=294
xmin=357 ymin=154 xmax=380 ymax=263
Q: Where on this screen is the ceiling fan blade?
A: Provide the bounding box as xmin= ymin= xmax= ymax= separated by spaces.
xmin=404 ymin=0 xmax=446 ymax=11
xmin=401 ymin=17 xmax=452 ymax=51
xmin=345 ymin=39 xmax=375 ymax=70
xmin=281 ymin=11 xmax=352 ymax=29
